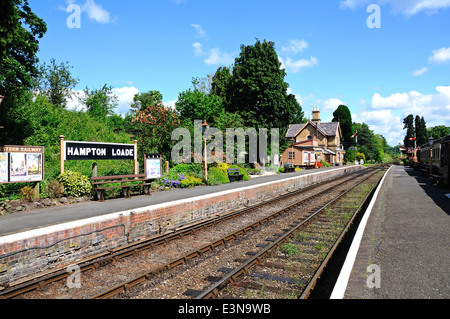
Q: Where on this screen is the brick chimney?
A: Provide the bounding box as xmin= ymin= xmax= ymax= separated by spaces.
xmin=312 ymin=107 xmax=321 ymax=125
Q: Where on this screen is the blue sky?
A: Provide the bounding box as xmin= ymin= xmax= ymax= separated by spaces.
xmin=30 ymin=0 xmax=450 ymax=146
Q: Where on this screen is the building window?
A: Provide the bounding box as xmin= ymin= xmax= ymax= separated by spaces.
xmin=288 ymin=152 xmax=295 ymax=159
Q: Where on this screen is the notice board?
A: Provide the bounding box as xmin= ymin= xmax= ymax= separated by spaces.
xmin=0 ymin=145 xmax=45 ymax=183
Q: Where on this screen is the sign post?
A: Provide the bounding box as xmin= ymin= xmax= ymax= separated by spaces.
xmin=60 ymin=135 xmax=65 ymax=175
xmin=60 ymin=138 xmax=138 ymax=175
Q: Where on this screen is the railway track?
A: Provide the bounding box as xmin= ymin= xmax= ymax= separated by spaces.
xmin=2 ymin=166 xmax=387 ymax=299
xmin=197 ymin=168 xmax=385 ymax=299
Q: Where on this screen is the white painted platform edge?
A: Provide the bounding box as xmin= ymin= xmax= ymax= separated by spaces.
xmin=330 ymin=165 xmax=393 ymax=299
xmin=0 ymin=166 xmax=362 ymax=245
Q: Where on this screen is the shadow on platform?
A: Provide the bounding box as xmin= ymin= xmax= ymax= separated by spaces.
xmin=405 ymin=167 xmax=450 ymax=216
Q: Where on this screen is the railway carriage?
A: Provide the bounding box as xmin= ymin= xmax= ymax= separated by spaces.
xmin=418 ymin=134 xmax=450 ymax=186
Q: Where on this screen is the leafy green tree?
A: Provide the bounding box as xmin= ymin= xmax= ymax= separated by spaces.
xmin=132 ymin=101 xmax=180 ymax=162
xmin=428 ymin=125 xmax=450 ymax=140
xmin=225 ymin=39 xmax=304 ymax=135
xmin=332 ymin=105 xmax=354 ymax=150
xmin=354 ymin=122 xmax=380 ymax=161
xmin=81 ymin=84 xmax=117 ymax=119
xmin=0 ymin=0 xmax=47 ymax=144
xmin=34 ymin=58 xmax=78 ymax=108
xmin=129 ymin=90 xmax=163 ymax=113
xmin=0 ymin=0 xmax=47 ymax=98
xmin=414 ymin=115 xmax=427 ymax=146
xmin=403 ymin=114 xmax=415 ymax=147
xmin=176 ymin=85 xmax=224 ymax=128
xmin=211 ymin=66 xmax=232 ymax=102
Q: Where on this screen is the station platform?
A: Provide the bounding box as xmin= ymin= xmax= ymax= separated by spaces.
xmin=332 ymin=165 xmax=450 ymax=299
xmin=0 ymin=166 xmax=343 ymax=238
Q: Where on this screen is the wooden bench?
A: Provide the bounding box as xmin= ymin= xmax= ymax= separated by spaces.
xmin=91 ymin=174 xmax=152 ymax=201
xmin=227 ymin=168 xmax=244 ymax=182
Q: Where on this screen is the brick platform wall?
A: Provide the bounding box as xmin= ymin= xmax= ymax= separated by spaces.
xmin=0 ymin=166 xmax=363 ymax=287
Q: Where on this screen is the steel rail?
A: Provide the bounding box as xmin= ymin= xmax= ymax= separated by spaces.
xmin=195 ymin=167 xmax=385 ymax=299
xmin=0 ymin=169 xmax=365 ymax=299
xmin=299 ymin=170 xmax=385 ymax=299
xmin=91 ymin=167 xmax=381 ymax=299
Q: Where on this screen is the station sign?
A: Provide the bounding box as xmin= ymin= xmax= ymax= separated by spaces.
xmin=64 ymin=141 xmax=136 ymax=161
xmin=0 ymin=145 xmax=45 ymax=183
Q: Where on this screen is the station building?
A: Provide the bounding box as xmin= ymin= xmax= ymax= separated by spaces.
xmin=282 ymin=107 xmax=346 ymax=167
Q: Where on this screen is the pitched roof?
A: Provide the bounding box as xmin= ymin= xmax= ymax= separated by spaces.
xmin=285 ymin=123 xmax=305 ymax=138
xmin=318 ymin=122 xmax=339 ymax=136
xmin=286 ymin=121 xmax=340 ymax=138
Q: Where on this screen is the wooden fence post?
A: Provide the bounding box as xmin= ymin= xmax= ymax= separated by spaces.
xmin=60 ymin=135 xmax=65 ymax=175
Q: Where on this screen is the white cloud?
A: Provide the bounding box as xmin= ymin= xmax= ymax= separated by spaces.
xmin=320 ymin=98 xmax=345 ymax=113
xmin=372 ymin=92 xmax=410 ymax=109
xmin=112 ymin=86 xmax=139 ymax=115
xmin=191 ymin=24 xmax=208 ymax=39
xmin=66 ymin=89 xmax=86 ymax=111
xmin=354 ymin=109 xmax=404 ymax=146
xmin=365 ymin=86 xmax=450 ymax=144
xmin=65 ymin=86 xmax=139 ymax=115
xmin=204 ymin=48 xmax=235 ymax=66
xmin=412 ymin=67 xmax=428 ymax=76
xmin=82 ymin=0 xmax=116 ymax=24
xmin=281 ymin=56 xmax=318 ymax=73
xmin=339 ymin=0 xmax=370 ymax=10
xmin=429 ymin=47 xmax=450 ymax=64
xmin=340 ymin=0 xmax=450 ymax=16
xmin=344 ymin=86 xmax=450 ymax=146
xmin=192 ymin=42 xmax=203 ymax=56
xmin=281 ymin=39 xmax=308 ymax=55
xmin=164 ymin=99 xmax=178 ymax=110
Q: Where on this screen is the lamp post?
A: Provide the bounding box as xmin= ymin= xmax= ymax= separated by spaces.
xmin=428 ymin=135 xmax=434 ymax=180
xmin=202 ymin=120 xmax=209 ymax=181
xmin=290 ymin=138 xmax=294 ymax=166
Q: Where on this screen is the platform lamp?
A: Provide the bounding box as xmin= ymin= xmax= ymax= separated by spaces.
xmin=202 ymin=120 xmax=209 ymax=181
xmin=0 ymin=95 xmax=4 ymax=129
xmin=428 ymin=135 xmax=434 ymax=180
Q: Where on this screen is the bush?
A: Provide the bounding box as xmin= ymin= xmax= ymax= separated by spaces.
xmin=229 ymin=165 xmax=250 ymax=181
xmin=320 ymin=160 xmax=330 ymax=167
xmin=46 ymin=180 xmax=64 ymax=198
xmin=172 ymin=163 xmax=203 ymax=176
xmin=180 ymin=175 xmax=203 ymax=188
xmin=207 ymin=167 xmax=230 ymax=186
xmin=57 ymin=171 xmax=92 ymax=197
xmin=20 ymin=186 xmax=36 ymax=202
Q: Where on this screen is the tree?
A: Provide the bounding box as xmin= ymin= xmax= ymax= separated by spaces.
xmin=414 ymin=115 xmax=427 ymax=146
xmin=132 ymin=101 xmax=181 ymax=162
xmin=225 ymin=39 xmax=304 ymax=134
xmin=428 ymin=125 xmax=450 ymax=140
xmin=210 ymin=66 xmax=232 ymax=102
xmin=175 ymin=82 xmax=224 ymax=128
xmin=354 ymin=122 xmax=380 ymax=161
xmin=34 ymin=58 xmax=79 ymax=108
xmin=0 ymin=0 xmax=47 ymax=144
xmin=332 ymin=105 xmax=354 ymax=150
xmin=81 ymin=84 xmax=117 ymax=119
xmin=129 ymin=90 xmax=163 ymax=113
xmin=403 ymin=114 xmax=415 ymax=147
xmin=0 ymin=0 xmax=47 ymax=98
